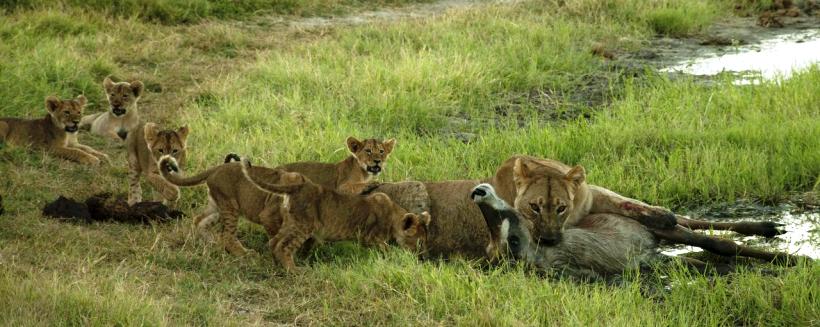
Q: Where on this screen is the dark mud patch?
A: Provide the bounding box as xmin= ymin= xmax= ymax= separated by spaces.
xmin=493 ymin=74 xmax=618 ymax=122
xmin=662 ymin=194 xmax=820 ymax=259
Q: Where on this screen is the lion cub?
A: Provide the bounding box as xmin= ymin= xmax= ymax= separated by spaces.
xmin=239 ymin=158 xmax=431 ymax=271
xmin=0 ymin=95 xmax=108 ymax=165
xmin=80 ymin=77 xmax=143 ymax=141
xmin=158 ymin=155 xmax=308 ymax=256
xmin=126 ymin=122 xmax=189 ymax=205
xmin=277 ymin=136 xmax=396 ymax=194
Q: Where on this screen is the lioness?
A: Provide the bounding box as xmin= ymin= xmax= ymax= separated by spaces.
xmin=369 ymin=155 xmax=785 ymax=259
xmin=80 ymin=77 xmax=143 ymax=141
xmin=472 ymin=183 xmax=805 ymax=279
xmin=239 ymin=158 xmax=431 ymax=271
xmin=126 ymin=122 xmax=189 ymax=205
xmin=0 ymin=95 xmax=109 ymax=165
xmin=491 ymin=157 xmax=802 ymax=264
xmin=472 ymin=183 xmax=665 ymax=279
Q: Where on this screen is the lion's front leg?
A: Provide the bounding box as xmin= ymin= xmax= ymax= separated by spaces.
xmin=71 ymin=143 xmax=111 ymax=164
xmin=50 ymin=145 xmax=100 ymax=165
xmin=587 ymin=185 xmax=676 ymax=230
xmin=146 ymin=172 xmax=180 ymax=204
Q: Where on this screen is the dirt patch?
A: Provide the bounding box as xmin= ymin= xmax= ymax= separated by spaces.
xmin=493 ymin=73 xmax=619 ymax=122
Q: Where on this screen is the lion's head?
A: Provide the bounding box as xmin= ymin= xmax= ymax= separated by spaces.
xmin=511 ymin=158 xmax=586 ymax=246
xmin=346 ymin=137 xmax=395 ymax=176
xmin=103 ymin=77 xmax=143 ymax=117
xmin=46 ymin=95 xmax=86 ymax=133
xmin=144 ymin=123 xmax=189 ymax=165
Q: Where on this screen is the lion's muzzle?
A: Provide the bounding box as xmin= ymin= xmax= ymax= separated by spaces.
xmin=366 ymin=165 xmax=382 ymax=174
xmin=64 ymin=122 xmax=79 ymax=133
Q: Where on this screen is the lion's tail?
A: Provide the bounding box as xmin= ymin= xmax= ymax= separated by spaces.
xmin=239 ymin=157 xmax=303 ymax=194
xmin=157 ymin=155 xmax=218 ymax=187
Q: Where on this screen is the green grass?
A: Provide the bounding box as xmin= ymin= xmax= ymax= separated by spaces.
xmin=0 ymin=0 xmax=437 ymax=24
xmin=1 ymin=0 xmax=819 ymax=325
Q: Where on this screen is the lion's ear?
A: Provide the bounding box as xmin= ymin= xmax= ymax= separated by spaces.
xmin=565 ymin=165 xmax=586 ymax=185
xmin=401 ymin=213 xmax=425 ymax=236
xmin=346 ymin=136 xmax=363 ymax=153
xmin=382 ymin=138 xmax=396 ymax=155
xmin=512 ymin=158 xmax=531 ymax=186
xmin=177 ymin=125 xmax=190 ymax=143
xmin=143 ymin=123 xmax=159 ymax=145
xmin=75 ymin=95 xmax=87 ymax=107
xmin=103 ymin=77 xmax=114 ymax=92
xmin=45 ymin=96 xmax=61 ymax=113
xmin=130 ymin=80 xmax=144 ymax=98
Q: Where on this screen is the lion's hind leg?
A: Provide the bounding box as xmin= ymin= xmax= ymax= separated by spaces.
xmin=675 ymin=215 xmax=785 ymax=238
xmin=270 ymin=221 xmax=312 ymax=272
xmin=217 ymin=204 xmax=250 ymax=256
xmin=588 ymin=185 xmax=677 ymax=230
xmin=652 ymin=226 xmax=807 ymax=266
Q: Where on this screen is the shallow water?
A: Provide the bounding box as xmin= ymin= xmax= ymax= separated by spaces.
xmin=662 ymin=29 xmax=820 ymax=83
xmin=661 ymin=211 xmax=820 ymax=258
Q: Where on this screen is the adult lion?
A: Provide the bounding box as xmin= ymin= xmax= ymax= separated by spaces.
xmin=369 ymin=155 xmax=789 ymax=262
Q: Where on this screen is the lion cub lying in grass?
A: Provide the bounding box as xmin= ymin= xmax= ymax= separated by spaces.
xmin=80 ymin=77 xmax=143 ymax=141
xmin=0 ymin=95 xmax=109 ymax=165
xmin=239 ymin=157 xmax=431 ymax=271
xmin=126 ymin=122 xmax=189 ymax=205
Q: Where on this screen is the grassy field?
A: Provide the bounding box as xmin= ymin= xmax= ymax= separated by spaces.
xmin=1 ymin=0 xmax=819 ymax=325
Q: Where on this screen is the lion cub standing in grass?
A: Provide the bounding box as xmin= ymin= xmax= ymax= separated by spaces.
xmin=126 ymin=122 xmax=189 ymax=205
xmin=80 ymin=77 xmax=143 ymax=141
xmin=239 ymin=158 xmax=431 ymax=271
xmin=155 ymin=136 xmax=396 ymax=257
xmin=0 ymin=95 xmax=109 ymax=165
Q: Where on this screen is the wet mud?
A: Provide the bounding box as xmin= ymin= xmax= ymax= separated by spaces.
xmin=662 ymin=194 xmax=820 ymax=260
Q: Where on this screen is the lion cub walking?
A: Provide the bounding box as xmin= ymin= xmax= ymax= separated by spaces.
xmin=80 ymin=77 xmax=143 ymax=141
xmin=0 ymin=95 xmax=108 ymax=165
xmin=239 ymin=158 xmax=431 ymax=271
xmin=126 ymin=122 xmax=189 ymax=205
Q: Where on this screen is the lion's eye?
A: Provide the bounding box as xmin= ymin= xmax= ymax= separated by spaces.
xmin=63 ymin=112 xmax=70 ymax=116
xmin=110 ymin=93 xmax=114 ymax=97
xmin=530 ymin=203 xmax=540 ymax=213
xmin=380 ymin=149 xmax=384 ymax=154
xmin=556 ymin=205 xmax=567 ymax=215
xmin=366 ymin=149 xmax=372 ymax=154
xmin=158 ymin=149 xmax=164 ymax=154
xmin=172 ymin=149 xmax=179 ymax=154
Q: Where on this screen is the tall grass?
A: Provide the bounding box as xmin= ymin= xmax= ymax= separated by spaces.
xmin=0 ymin=0 xmax=437 ymax=24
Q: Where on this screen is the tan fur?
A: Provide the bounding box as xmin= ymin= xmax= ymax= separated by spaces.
xmin=184 ymin=136 xmax=396 ymax=247
xmin=125 ymin=122 xmax=189 ymax=205
xmin=239 ymin=158 xmax=430 ymax=271
xmin=493 ymin=155 xmax=678 ymax=244
xmin=276 ymin=136 xmax=396 ymax=194
xmin=0 ymin=95 xmax=108 ymax=165
xmin=370 ymin=155 xmax=678 ymax=258
xmin=157 ymin=157 xmax=299 ymax=256
xmin=80 ymin=77 xmax=143 ymax=141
